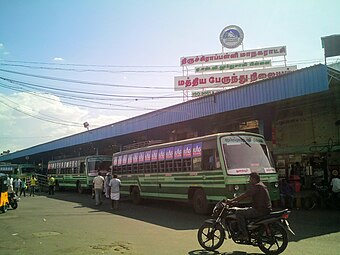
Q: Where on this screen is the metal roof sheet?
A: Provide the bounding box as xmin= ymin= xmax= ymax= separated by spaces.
xmin=0 ymin=64 xmax=330 ymax=161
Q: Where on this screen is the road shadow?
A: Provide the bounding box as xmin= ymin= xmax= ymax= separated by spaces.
xmin=41 ymin=190 xmax=206 ymax=230
xmin=188 ymin=250 xmax=262 ymax=255
xmin=39 ymin=191 xmax=340 ymax=241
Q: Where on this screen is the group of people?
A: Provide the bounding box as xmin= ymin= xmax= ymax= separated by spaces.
xmin=7 ymin=175 xmax=38 ymax=197
xmin=93 ymin=172 xmax=121 ymax=210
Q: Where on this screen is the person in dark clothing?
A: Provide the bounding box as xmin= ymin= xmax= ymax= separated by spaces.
xmin=226 ymin=172 xmax=272 ymax=241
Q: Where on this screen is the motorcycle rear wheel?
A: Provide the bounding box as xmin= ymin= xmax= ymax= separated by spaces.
xmin=258 ymin=223 xmax=288 ymax=255
xmin=197 ymin=222 xmax=225 ymax=251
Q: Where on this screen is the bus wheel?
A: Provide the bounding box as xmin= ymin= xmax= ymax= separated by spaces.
xmin=77 ymin=182 xmax=83 ymax=194
xmin=131 ymin=187 xmax=142 ymax=205
xmin=193 ymin=189 xmax=209 ymax=214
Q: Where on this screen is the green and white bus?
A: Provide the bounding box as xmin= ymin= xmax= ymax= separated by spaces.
xmin=112 ymin=132 xmax=280 ymax=214
xmin=47 ymin=155 xmax=112 ymax=193
xmin=0 ymin=163 xmax=38 ymax=179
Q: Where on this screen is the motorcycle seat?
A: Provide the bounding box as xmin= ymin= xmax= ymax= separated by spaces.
xmin=249 ymin=209 xmax=289 ymax=223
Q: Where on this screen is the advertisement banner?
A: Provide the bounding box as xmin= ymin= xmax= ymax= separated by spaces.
xmin=122 ymin=155 xmax=127 ymax=165
xmin=128 ymin=154 xmax=133 ymax=164
xmin=151 ymin=150 xmax=158 ymax=162
xmin=174 ymin=66 xmax=297 ymax=91
xmin=138 ymin=152 xmax=145 ymax=163
xmin=192 ymin=142 xmax=202 ymax=157
xmin=183 ymin=144 xmax=192 ymax=158
xmin=174 ymin=146 xmax=183 ymax=159
xmin=180 ymin=46 xmax=286 ymax=66
xmin=144 ymin=150 xmax=151 ymax=162
xmin=158 ymin=149 xmax=166 ymax=161
xmin=165 ymin=147 xmax=174 ymax=160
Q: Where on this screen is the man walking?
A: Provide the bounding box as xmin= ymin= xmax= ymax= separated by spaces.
xmin=48 ymin=175 xmax=55 ymax=195
xmin=93 ymin=172 xmax=104 ymax=206
xmin=109 ymin=174 xmax=121 ymax=209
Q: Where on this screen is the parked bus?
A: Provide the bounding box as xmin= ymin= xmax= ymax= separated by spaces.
xmin=112 ymin=132 xmax=280 ymax=214
xmin=0 ymin=163 xmax=37 ymax=178
xmin=47 ymin=155 xmax=112 ymax=193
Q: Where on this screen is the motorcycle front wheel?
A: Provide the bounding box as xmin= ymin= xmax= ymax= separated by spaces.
xmin=258 ymin=222 xmax=288 ymax=255
xmin=197 ymin=222 xmax=225 ymax=251
xmin=10 ymin=201 xmax=18 ymax=209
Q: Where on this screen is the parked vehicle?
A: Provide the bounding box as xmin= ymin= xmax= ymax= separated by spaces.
xmin=197 ymin=200 xmax=295 ymax=254
xmin=7 ymin=192 xmax=19 ymax=209
xmin=305 ymin=183 xmax=340 ymax=210
xmin=0 ymin=173 xmax=9 ymax=213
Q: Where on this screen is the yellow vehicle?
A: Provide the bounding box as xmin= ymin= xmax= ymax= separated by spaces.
xmin=0 ymin=173 xmax=9 ymax=213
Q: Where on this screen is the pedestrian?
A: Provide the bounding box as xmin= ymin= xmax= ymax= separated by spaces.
xmin=104 ymin=172 xmax=112 ymax=199
xmin=29 ymin=175 xmax=38 ymax=197
xmin=20 ymin=178 xmax=27 ymax=197
xmin=14 ymin=177 xmax=21 ymax=195
xmin=279 ymin=179 xmax=294 ymax=208
xmin=109 ymin=174 xmax=121 ymax=210
xmin=7 ymin=174 xmax=14 ymax=193
xmin=48 ymin=175 xmax=55 ymax=195
xmin=93 ymin=172 xmax=104 ymax=206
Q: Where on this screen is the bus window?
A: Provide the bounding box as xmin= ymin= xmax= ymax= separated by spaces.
xmin=151 ymin=162 xmax=158 ymax=173
xmin=138 ymin=163 xmax=144 ymax=174
xmin=159 ymin=161 xmax=165 ymax=172
xmin=193 ymin=157 xmax=202 ymax=171
xmin=174 ymin=159 xmax=182 ymax=172
xmin=183 ymin=158 xmax=192 ymax=172
xmin=166 ymin=160 xmax=173 ymax=172
xmin=80 ymin=162 xmax=85 ymax=174
xmin=144 ymin=162 xmax=151 ymax=173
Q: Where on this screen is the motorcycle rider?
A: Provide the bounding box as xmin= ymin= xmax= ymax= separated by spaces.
xmin=226 ymin=172 xmax=272 ymax=241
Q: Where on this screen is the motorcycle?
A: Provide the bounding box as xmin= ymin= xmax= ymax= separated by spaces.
xmin=197 ymin=200 xmax=295 ymax=255
xmin=7 ymin=192 xmax=20 ymax=209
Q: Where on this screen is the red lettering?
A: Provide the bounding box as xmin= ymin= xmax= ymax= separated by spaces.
xmin=250 ymin=72 xmax=258 ymax=82
xmin=231 ymin=75 xmax=238 ymax=83
xmin=192 ymin=78 xmax=199 ymax=87
xmin=221 ymin=76 xmax=231 ymax=84
xmin=258 ymin=73 xmax=267 ymax=79
xmin=181 ymin=58 xmax=187 ymax=65
xmin=239 ymin=75 xmax=248 ymax=84
xmin=178 ymin=80 xmax=185 ymax=86
xmin=185 ymin=79 xmax=192 ymax=87
xmin=209 ymin=77 xmax=215 ymax=83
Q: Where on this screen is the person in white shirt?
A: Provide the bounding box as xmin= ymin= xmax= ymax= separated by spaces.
xmin=109 ymin=174 xmax=121 ymax=210
xmin=92 ymin=172 xmax=105 ymax=206
xmin=330 ymin=176 xmax=340 ymax=193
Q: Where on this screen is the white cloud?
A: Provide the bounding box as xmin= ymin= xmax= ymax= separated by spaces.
xmin=53 ymin=57 xmax=64 ymax=61
xmin=0 ymin=43 xmax=3 ymax=48
xmin=0 ymin=92 xmax=127 ymax=152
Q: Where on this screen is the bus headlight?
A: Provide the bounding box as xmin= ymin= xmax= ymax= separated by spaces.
xmin=274 ymin=182 xmax=279 ymax=188
xmin=234 ymin=185 xmax=239 ymax=191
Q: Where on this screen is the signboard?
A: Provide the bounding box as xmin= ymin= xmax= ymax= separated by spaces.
xmin=195 ymin=60 xmax=271 ymax=73
xmin=144 ymin=151 xmax=151 ymax=162
xmin=158 ymin=149 xmax=166 ymax=161
xmin=174 ymin=146 xmax=183 ymax=159
xmin=165 ymin=147 xmax=174 ymax=160
xmin=180 ymin=46 xmax=286 ymax=66
xmin=219 ymin=25 xmax=244 ymax=49
xmin=183 ymin=144 xmax=192 ymax=158
xmin=321 ymin=34 xmax=340 ymax=58
xmin=151 ymin=150 xmax=158 ymax=162
xmin=192 ymin=143 xmax=202 ymax=157
xmin=175 ymin=66 xmax=297 ymax=91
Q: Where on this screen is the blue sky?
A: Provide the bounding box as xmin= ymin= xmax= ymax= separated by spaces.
xmin=0 ymin=0 xmax=339 ymax=152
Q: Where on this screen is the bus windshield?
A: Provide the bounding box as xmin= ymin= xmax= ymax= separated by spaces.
xmin=87 ymin=158 xmax=112 ymax=176
xmin=221 ymin=135 xmax=275 ymax=175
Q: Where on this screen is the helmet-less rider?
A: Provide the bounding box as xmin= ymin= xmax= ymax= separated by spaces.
xmin=225 ymin=172 xmax=272 ymax=241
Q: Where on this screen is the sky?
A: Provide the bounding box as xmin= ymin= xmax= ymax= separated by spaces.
xmin=0 ymin=0 xmax=339 ymax=153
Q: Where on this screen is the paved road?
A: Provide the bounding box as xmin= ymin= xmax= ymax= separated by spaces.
xmin=0 ymin=191 xmax=340 ymax=255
